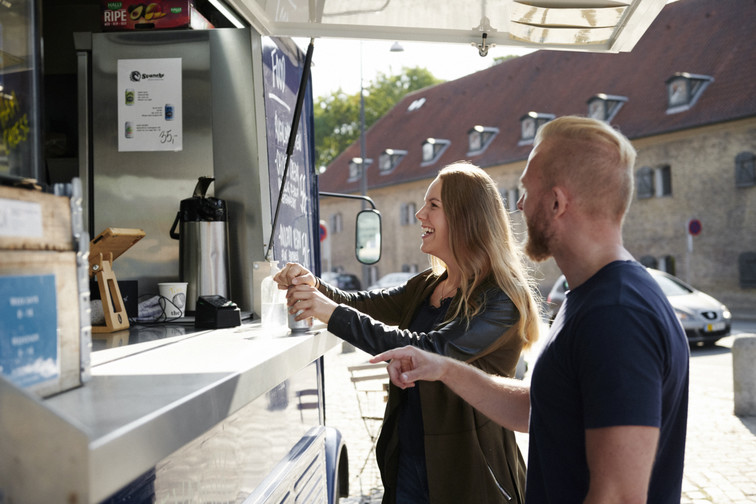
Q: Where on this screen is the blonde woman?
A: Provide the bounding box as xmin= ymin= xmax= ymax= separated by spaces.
xmin=275 ymin=161 xmax=540 ymax=504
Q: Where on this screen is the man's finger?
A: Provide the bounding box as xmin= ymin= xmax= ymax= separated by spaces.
xmin=371 ymin=347 xmax=410 ymax=363
xmin=385 ymin=360 xmax=415 ymax=389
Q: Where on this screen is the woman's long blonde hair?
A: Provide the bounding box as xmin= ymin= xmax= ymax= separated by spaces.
xmin=431 ymin=162 xmax=541 ymax=349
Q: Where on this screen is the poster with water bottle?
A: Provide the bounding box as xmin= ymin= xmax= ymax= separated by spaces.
xmin=117 ymin=58 xmax=182 ymax=152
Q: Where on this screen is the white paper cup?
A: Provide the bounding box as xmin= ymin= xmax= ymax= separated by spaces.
xmin=158 ymin=282 xmax=188 ymax=319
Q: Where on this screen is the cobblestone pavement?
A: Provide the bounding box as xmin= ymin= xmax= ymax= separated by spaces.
xmin=324 ymin=328 xmax=756 ymax=503
xmin=682 ymin=333 xmax=756 ymax=504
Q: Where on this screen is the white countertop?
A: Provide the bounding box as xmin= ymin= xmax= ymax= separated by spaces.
xmin=0 ymin=321 xmax=339 ymax=503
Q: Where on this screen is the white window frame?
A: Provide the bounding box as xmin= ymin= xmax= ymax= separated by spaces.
xmin=379 ymin=149 xmax=407 ymax=174
xmin=467 ymin=126 xmax=499 ymax=155
xmin=421 ymin=138 xmax=450 ymax=165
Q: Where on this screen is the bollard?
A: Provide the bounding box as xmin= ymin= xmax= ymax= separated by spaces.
xmin=733 ymin=333 xmax=756 ymax=417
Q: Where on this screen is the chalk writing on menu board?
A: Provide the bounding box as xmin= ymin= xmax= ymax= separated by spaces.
xmin=262 ymin=38 xmax=317 ymax=271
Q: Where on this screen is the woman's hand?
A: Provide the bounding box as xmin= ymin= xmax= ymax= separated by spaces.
xmin=285 ymin=283 xmax=338 ymax=324
xmin=273 ymin=262 xmax=317 ymax=289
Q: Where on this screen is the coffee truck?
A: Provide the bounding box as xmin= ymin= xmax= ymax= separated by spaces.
xmin=0 ymin=0 xmax=665 ymax=502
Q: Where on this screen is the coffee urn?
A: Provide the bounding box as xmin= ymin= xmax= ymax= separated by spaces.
xmin=170 ymin=177 xmax=230 ymax=313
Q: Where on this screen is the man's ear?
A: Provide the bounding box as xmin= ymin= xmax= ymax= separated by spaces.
xmin=551 ymin=186 xmax=569 ymax=218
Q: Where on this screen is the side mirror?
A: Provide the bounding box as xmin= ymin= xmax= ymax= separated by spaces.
xmin=355 ymin=209 xmax=382 ymax=265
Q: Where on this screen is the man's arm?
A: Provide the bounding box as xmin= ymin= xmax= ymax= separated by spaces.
xmin=583 ymin=425 xmax=659 ymax=504
xmin=371 ymin=346 xmax=531 ymax=432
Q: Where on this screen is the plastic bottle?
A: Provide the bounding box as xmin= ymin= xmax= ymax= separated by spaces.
xmin=260 ymin=262 xmax=287 ymax=333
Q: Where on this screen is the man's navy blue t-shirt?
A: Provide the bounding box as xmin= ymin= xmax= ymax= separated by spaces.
xmin=526 ymin=261 xmax=689 ymax=503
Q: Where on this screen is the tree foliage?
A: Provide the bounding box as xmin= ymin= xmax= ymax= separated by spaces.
xmin=313 ymin=67 xmax=443 ymax=170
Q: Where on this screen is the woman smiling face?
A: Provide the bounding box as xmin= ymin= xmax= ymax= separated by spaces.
xmin=416 ymin=177 xmax=452 ymax=263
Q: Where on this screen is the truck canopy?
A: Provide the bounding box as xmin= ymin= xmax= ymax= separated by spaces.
xmin=224 ymin=0 xmax=667 ymax=54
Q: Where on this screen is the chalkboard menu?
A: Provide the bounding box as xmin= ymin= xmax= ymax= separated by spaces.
xmin=261 ymin=38 xmax=319 ymax=274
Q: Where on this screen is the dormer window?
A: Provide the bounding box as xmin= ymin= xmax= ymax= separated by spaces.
xmin=378 ymin=149 xmax=407 ymax=174
xmin=407 ymin=97 xmax=427 ymax=112
xmin=348 ymin=157 xmax=372 ymax=182
xmin=666 ymin=73 xmax=714 ymax=114
xmin=467 ymin=126 xmax=499 ymax=155
xmin=519 ymin=112 xmax=554 ymax=145
xmin=587 ymin=94 xmax=628 ymax=122
xmin=421 ymin=138 xmax=450 ymax=165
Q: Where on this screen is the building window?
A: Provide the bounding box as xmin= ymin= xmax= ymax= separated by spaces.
xmin=348 ymin=157 xmax=372 ymax=182
xmin=519 ymin=112 xmax=554 ymax=145
xmin=407 ymin=97 xmax=426 ymax=112
xmin=739 ymin=252 xmax=756 ymax=288
xmin=421 ymin=138 xmax=450 ymax=165
xmin=655 ymin=165 xmax=672 ymax=196
xmin=640 ymin=255 xmax=675 ymax=274
xmin=379 ymin=149 xmax=407 ymax=174
xmin=665 ymin=73 xmax=714 ymax=114
xmin=508 ymin=188 xmax=520 ymax=212
xmin=735 ymin=151 xmax=756 ymax=188
xmin=400 ymin=202 xmax=417 ymax=226
xmin=500 ymin=187 xmax=520 ymax=212
xmin=637 ymin=165 xmax=672 ymax=199
xmin=330 ymin=212 xmax=343 ymax=234
xmin=402 ymin=264 xmax=419 ymax=273
xmin=659 ymin=255 xmax=676 ymax=276
xmin=587 ymin=94 xmax=628 ymax=122
xmin=467 ymin=125 xmax=499 ymax=155
xmin=636 ymin=166 xmax=654 ymax=199
xmin=639 ymin=255 xmax=658 ymax=269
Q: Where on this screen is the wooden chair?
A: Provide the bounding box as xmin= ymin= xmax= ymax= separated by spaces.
xmin=347 ymin=362 xmax=390 ymax=491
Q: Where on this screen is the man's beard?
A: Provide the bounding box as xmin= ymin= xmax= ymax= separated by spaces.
xmin=524 ymin=205 xmax=554 ymax=262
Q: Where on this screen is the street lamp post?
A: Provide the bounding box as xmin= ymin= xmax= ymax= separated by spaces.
xmin=359 ymin=49 xmax=368 ymax=210
xmin=359 ymin=42 xmax=370 ymax=287
xmin=358 ymin=41 xmax=403 ymax=289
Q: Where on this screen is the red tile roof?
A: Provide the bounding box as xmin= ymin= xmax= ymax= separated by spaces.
xmin=319 ymin=0 xmax=756 ymax=193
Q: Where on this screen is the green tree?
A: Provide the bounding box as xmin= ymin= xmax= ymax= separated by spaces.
xmin=492 ymin=54 xmax=519 ymax=65
xmin=313 ymin=67 xmax=442 ymax=170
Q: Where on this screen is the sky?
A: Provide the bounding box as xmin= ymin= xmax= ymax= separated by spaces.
xmin=296 ymin=37 xmax=536 ymax=99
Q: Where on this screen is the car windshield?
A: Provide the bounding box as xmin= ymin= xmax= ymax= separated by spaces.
xmin=652 ymin=273 xmax=693 ymax=296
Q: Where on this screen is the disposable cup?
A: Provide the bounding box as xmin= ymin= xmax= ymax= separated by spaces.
xmin=158 ymin=282 xmax=188 ymax=319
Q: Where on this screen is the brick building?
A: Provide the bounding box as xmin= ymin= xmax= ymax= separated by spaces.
xmin=317 ymin=0 xmax=756 ymax=315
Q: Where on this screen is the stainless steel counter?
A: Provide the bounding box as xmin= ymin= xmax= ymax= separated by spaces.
xmin=0 ymin=321 xmax=340 ymax=503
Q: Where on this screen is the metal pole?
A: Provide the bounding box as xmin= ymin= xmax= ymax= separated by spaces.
xmin=359 ymin=42 xmax=370 ymax=287
xmin=359 ymin=44 xmax=367 ymax=208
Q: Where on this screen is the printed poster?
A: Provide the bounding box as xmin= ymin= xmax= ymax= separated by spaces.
xmin=117 ymin=58 xmax=182 ymax=152
xmin=0 ymin=274 xmax=59 ymax=389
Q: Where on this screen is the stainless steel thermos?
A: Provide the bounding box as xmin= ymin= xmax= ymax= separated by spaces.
xmin=170 ymin=177 xmax=230 ymax=313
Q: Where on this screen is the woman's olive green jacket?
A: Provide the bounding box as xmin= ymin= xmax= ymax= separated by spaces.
xmin=318 ymin=269 xmax=527 ymax=504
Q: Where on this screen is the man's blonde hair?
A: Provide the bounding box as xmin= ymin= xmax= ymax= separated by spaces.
xmin=535 ymin=115 xmax=637 ymax=222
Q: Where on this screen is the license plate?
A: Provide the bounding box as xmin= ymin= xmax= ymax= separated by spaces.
xmin=705 ymin=321 xmax=726 ymax=332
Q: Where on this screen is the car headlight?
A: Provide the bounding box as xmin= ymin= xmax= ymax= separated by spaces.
xmin=674 ymin=308 xmax=691 ymax=321
xmin=722 ymin=306 xmax=732 ymax=320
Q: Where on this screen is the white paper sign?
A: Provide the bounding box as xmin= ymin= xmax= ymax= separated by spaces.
xmin=0 ymin=199 xmax=43 ymax=238
xmin=117 ymin=58 xmax=182 ymax=152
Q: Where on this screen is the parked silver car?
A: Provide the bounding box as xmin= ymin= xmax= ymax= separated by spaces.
xmin=545 ymin=268 xmax=731 ymax=346
xmin=368 ymin=272 xmax=416 ymax=290
xmin=321 ymin=272 xmax=362 ymax=291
